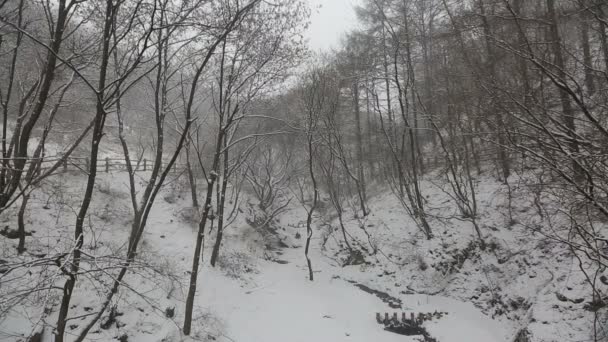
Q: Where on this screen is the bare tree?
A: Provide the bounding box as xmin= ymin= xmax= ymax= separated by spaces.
xmin=54 ymin=0 xmax=157 ymax=338
xmin=182 ymin=0 xmax=273 ymax=334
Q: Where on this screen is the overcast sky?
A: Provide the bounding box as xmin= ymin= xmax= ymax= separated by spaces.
xmin=305 ymin=0 xmax=362 ymax=52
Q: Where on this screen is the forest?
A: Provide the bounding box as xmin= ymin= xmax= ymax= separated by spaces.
xmin=0 ymin=0 xmax=607 ymax=341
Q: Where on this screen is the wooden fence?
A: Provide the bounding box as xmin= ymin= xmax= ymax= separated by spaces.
xmin=33 ymin=156 xmax=189 ymax=174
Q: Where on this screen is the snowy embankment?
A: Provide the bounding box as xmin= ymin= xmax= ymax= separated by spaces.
xmin=306 ymin=176 xmax=604 ymax=342
xmin=131 ymin=171 xmax=510 ymax=342
xmin=1 ymin=169 xmax=594 ymax=341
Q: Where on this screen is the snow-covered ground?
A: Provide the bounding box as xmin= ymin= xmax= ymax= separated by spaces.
xmin=125 ymin=171 xmax=510 ymax=342
xmin=0 ymin=169 xmax=603 ymax=341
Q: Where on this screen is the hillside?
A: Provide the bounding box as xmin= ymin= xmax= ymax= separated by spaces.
xmin=1 ymin=169 xmax=602 ymax=341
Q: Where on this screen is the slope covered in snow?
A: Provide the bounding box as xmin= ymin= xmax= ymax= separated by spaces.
xmin=0 ymin=170 xmax=602 ymax=342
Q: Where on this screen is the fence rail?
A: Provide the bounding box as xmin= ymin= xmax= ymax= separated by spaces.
xmin=5 ymin=156 xmax=190 ymax=175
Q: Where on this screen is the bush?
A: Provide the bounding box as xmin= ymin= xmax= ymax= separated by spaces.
xmin=216 ymin=252 xmax=258 ymax=280
xmin=175 ymin=207 xmax=199 ymax=227
xmin=416 ymin=254 xmax=428 ymax=271
xmin=95 ymin=180 xmax=127 ymax=199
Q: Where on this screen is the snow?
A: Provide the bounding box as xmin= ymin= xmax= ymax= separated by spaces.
xmin=201 ymin=257 xmax=408 ymax=342
xmin=142 ymin=212 xmax=508 ymax=342
xmin=0 ymin=168 xmax=602 ymax=342
xmin=212 ymin=255 xmax=506 ymax=342
xmin=131 ymin=176 xmax=510 ymax=342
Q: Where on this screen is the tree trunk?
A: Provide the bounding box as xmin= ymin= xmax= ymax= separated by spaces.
xmin=546 ymin=0 xmax=582 ymax=179
xmin=210 ymin=135 xmax=229 ymax=267
xmin=401 ymin=0 xmax=424 ymax=175
xmin=55 ymin=0 xmax=114 ymax=339
xmin=513 ymin=0 xmax=532 ymax=106
xmin=184 ymin=122 xmax=224 ymax=336
xmin=364 ymin=83 xmax=376 ymax=178
xmin=0 ymin=0 xmax=25 ymax=197
xmin=1 ymin=0 xmax=68 ymax=209
xmin=186 ymin=145 xmax=199 ymax=208
xmin=17 ymin=193 xmax=29 ymax=254
xmin=183 ymin=172 xmax=217 ymax=335
xmin=421 ymin=9 xmax=436 ymax=146
xmin=478 ymin=0 xmax=510 ymax=182
xmin=304 ymin=133 xmax=317 ymax=281
xmin=597 ymin=5 xmax=608 ymax=76
xmin=352 ymin=83 xmax=368 ymax=216
xmin=184 ymin=128 xmax=224 ymax=334
xmin=580 ymin=13 xmax=595 ymax=94
xmin=392 ymin=35 xmax=433 ymax=240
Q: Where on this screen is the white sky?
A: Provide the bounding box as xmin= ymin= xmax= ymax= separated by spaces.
xmin=305 ymin=0 xmax=362 ymax=52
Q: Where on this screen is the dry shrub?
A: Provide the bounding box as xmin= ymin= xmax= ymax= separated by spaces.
xmin=216 ymin=251 xmax=258 ymax=280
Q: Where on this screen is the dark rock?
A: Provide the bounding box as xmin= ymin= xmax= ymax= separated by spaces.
xmin=380 ymin=318 xmax=439 ymax=342
xmin=583 ymin=299 xmax=607 ymax=312
xmin=343 ymin=249 xmax=366 ymax=266
xmin=101 ymin=306 xmax=124 ymax=330
xmin=0 ymin=259 xmax=7 ymax=274
xmin=513 ymin=328 xmax=531 ymax=342
xmin=0 ymin=226 xmax=32 ymax=239
xmin=28 ymin=332 xmax=42 ymax=342
xmin=385 ymin=323 xmax=427 ymax=336
xmin=348 ymin=280 xmax=402 ymax=309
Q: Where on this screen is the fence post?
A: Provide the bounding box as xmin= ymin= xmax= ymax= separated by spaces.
xmin=62 ymin=155 xmax=67 ymax=172
xmin=105 ymin=157 xmax=109 ymax=173
xmin=143 ymin=159 xmax=147 ymax=171
xmin=85 ymin=158 xmax=90 ymax=170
